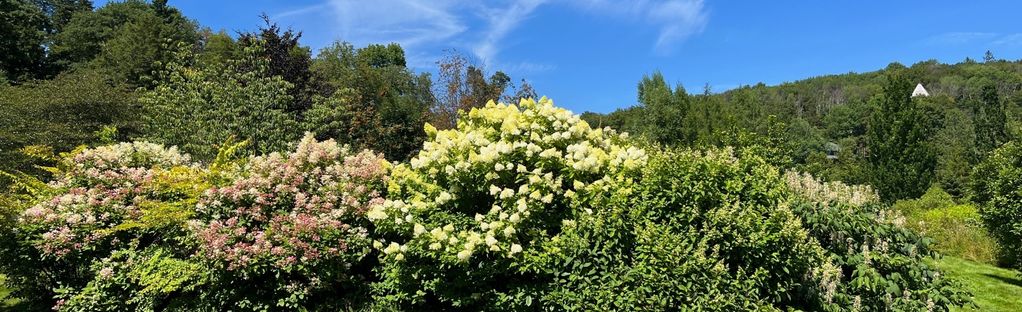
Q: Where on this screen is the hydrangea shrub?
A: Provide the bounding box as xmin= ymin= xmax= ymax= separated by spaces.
xmin=5 ymin=136 xmax=391 ymax=311
xmin=189 ymin=133 xmax=389 ymax=310
xmin=0 ymin=97 xmax=972 ymax=312
xmin=20 ymin=142 xmax=192 ymax=258
xmin=7 ymin=142 xmax=198 ymax=311
xmin=368 ymin=98 xmax=646 ymax=309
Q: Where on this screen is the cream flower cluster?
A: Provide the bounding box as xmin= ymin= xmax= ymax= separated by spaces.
xmin=784 ymin=171 xmax=880 ymax=208
xmin=72 ymin=141 xmax=191 ymax=173
xmin=369 ymin=97 xmax=646 ymax=263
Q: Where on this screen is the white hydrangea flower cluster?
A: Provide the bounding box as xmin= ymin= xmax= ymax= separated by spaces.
xmin=368 ymin=97 xmax=646 ymax=263
xmin=72 ymin=141 xmax=191 ymax=173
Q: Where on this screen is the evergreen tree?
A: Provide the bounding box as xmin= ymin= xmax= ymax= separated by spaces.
xmin=866 ymin=64 xmax=936 ymax=201
xmin=0 ymin=0 xmax=49 ymax=82
xmin=974 ymin=83 xmax=1008 ymax=156
xmin=933 ymin=107 xmax=977 ymax=197
xmin=39 ymin=0 xmax=93 ymax=33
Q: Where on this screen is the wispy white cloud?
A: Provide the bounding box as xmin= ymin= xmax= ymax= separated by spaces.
xmin=568 ymin=0 xmax=709 ymax=53
xmin=472 ymin=0 xmax=709 ymax=63
xmin=271 ymin=0 xmax=469 ymax=68
xmin=323 ymin=0 xmax=467 ymax=48
xmin=274 ymin=0 xmax=709 ymax=70
xmin=646 ymin=0 xmax=709 ymax=52
xmin=274 ymin=3 xmax=331 ymax=20
xmin=993 ymin=33 xmax=1022 ymax=46
xmin=473 ymin=0 xmax=547 ymax=67
xmin=925 ymin=32 xmax=998 ymax=45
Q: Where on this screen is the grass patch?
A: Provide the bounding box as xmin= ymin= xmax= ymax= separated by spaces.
xmin=938 ymin=256 xmax=1022 ymax=312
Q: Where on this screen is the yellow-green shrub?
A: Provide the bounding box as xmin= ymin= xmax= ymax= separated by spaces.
xmin=916 ymin=204 xmax=997 ymax=264
xmin=892 ymin=186 xmax=998 ymax=264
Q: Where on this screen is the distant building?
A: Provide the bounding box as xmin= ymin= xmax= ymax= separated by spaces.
xmin=911 ymin=83 xmax=929 ymax=97
xmin=825 ymin=142 xmax=840 ymax=160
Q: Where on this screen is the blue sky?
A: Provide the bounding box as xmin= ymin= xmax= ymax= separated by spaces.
xmin=101 ymin=1 xmax=1022 ymax=113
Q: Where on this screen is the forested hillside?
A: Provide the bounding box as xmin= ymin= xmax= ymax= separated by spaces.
xmin=584 ymin=57 xmax=1022 ymax=201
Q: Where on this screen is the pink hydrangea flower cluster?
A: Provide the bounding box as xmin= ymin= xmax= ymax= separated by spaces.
xmin=190 ymin=134 xmax=388 ymax=271
xmin=20 ymin=142 xmax=191 ymax=258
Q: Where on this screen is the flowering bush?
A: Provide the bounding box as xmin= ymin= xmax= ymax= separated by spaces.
xmin=784 ymin=171 xmax=880 ymax=208
xmin=189 ymin=133 xmax=388 ymax=310
xmin=2 ymin=142 xmax=201 ymax=311
xmin=54 ymin=248 xmax=209 ymax=312
xmin=0 ymin=98 xmax=971 ymax=311
xmin=18 ymin=142 xmax=192 ymax=258
xmin=3 ymin=136 xmax=389 ymax=311
xmin=786 ymin=171 xmax=971 ymax=311
xmin=368 ymin=97 xmax=646 ymax=309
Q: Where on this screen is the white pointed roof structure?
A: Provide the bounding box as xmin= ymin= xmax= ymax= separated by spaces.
xmin=911 ymin=83 xmax=929 ymax=97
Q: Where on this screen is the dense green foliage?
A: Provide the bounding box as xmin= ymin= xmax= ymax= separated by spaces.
xmin=0 ymin=0 xmax=49 ymax=82
xmin=633 ymin=72 xmax=693 ymax=145
xmin=307 ymin=42 xmax=435 ymax=160
xmin=238 ymin=16 xmax=321 ymax=114
xmin=0 ymin=0 xmax=198 ymax=189
xmin=51 ymin=0 xmax=198 ymax=87
xmin=140 ymin=45 xmax=298 ymax=160
xmin=0 ymin=68 xmax=136 ymax=182
xmin=866 ymin=64 xmax=938 ymax=201
xmin=597 ymin=149 xmax=821 ymax=310
xmin=971 ymin=141 xmax=1022 ymax=270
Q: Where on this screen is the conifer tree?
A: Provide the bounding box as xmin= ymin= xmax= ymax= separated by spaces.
xmin=866 ymin=64 xmax=935 ymax=201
